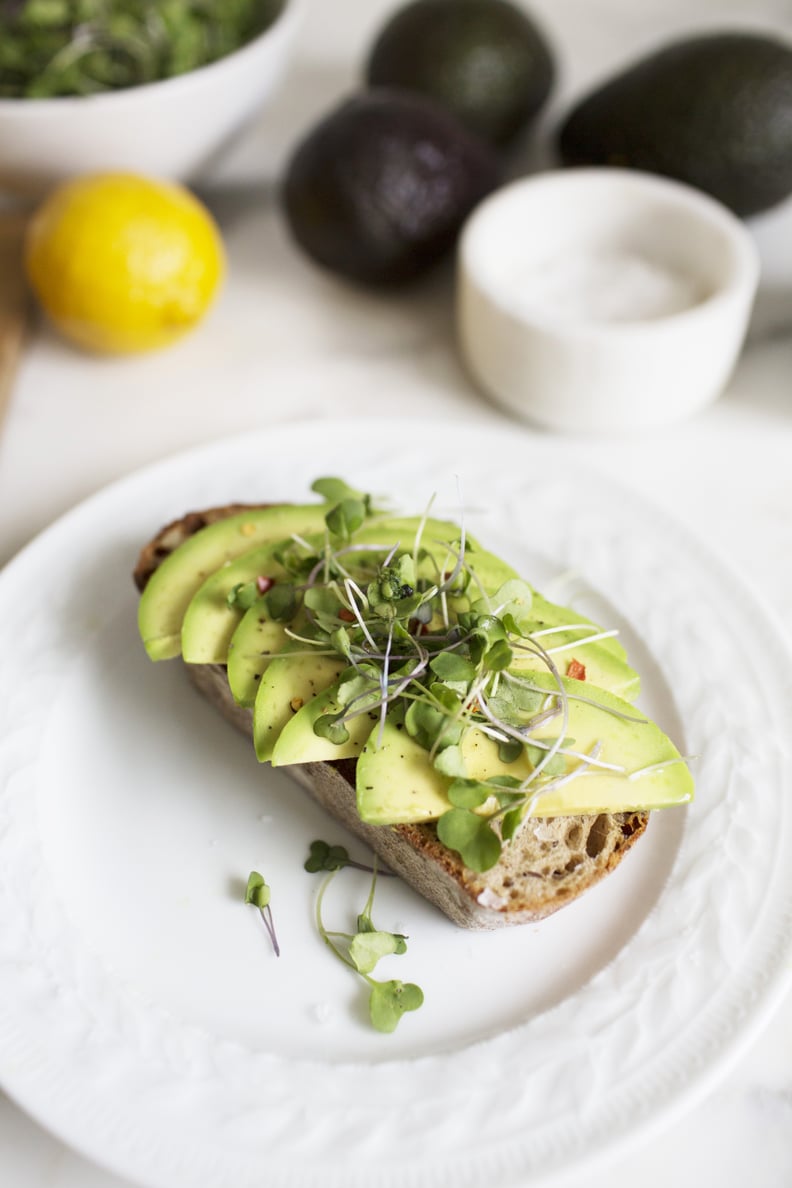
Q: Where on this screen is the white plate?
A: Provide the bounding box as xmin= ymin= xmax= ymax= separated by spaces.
xmin=1 ymin=419 xmax=791 ymax=1188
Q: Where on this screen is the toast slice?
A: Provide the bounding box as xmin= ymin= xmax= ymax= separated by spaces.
xmin=134 ymin=506 xmax=648 ymax=930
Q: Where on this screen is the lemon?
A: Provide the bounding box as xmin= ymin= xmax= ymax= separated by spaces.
xmin=25 ymin=172 xmax=225 ymax=354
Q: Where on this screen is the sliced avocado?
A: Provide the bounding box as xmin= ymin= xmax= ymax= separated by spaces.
xmin=271 ymin=679 xmax=379 ymax=765
xmin=227 ymin=604 xmax=304 ymax=707
xmin=254 ymin=650 xmax=347 ymax=761
xmin=464 ymin=676 xmax=693 ymax=815
xmin=138 ymin=504 xmax=327 ymax=661
xmin=527 ymin=591 xmax=628 ymax=662
xmin=181 ymin=541 xmax=288 ymax=665
xmin=332 ymin=516 xmax=519 ymax=592
xmin=354 ymin=675 xmax=692 ymax=824
xmin=357 ymin=715 xmax=454 ymax=825
xmin=509 ymin=639 xmax=640 ymax=702
xmin=181 ymin=514 xmax=513 ymax=667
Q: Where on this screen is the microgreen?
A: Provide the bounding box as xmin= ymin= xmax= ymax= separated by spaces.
xmin=308 ymin=859 xmax=423 ymax=1033
xmin=227 ymin=579 xmax=261 ymax=611
xmin=311 ymin=477 xmax=372 ymax=512
xmin=230 ymin=484 xmax=651 ymax=876
xmin=0 ymin=0 xmax=283 ymax=98
xmin=304 ymin=839 xmax=391 ymax=874
xmin=325 ymin=498 xmax=367 ymax=543
xmin=436 ymin=809 xmax=502 ymax=873
xmin=244 ymin=870 xmax=280 ymax=957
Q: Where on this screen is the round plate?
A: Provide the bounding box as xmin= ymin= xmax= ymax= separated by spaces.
xmin=1 ymin=419 xmax=790 ymax=1188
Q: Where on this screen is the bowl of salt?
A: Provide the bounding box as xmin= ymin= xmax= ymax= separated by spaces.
xmin=457 ymin=168 xmax=759 ymax=432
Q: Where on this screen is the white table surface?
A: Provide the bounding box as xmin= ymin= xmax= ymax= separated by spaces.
xmin=2 ymin=1 xmax=792 ymax=1185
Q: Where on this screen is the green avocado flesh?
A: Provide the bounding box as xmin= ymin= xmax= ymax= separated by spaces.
xmin=181 ymin=515 xmax=497 ymax=667
xmin=356 ymin=676 xmax=693 ymax=824
xmin=138 ymin=504 xmax=328 ymax=661
xmin=510 ymin=639 xmax=639 ymax=702
xmin=254 ymin=650 xmax=347 ymax=761
xmin=141 ymin=489 xmax=693 ymax=839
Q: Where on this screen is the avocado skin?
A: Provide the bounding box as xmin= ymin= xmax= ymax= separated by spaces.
xmin=558 ymin=32 xmax=792 ymax=217
xmin=282 ymin=90 xmax=499 ymax=285
xmin=365 ymin=0 xmax=554 ymax=147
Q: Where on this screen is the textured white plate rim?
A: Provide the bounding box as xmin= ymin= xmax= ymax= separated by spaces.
xmin=1 ymin=416 xmax=791 ymax=1188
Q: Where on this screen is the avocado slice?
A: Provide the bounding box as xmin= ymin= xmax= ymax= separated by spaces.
xmin=181 ymin=514 xmax=515 ymax=667
xmin=226 ymin=604 xmax=305 ymax=707
xmin=509 ymin=639 xmax=640 ymax=702
xmin=527 ymin=591 xmax=628 ymax=663
xmin=271 ymin=678 xmax=380 ymax=765
xmin=254 ymin=650 xmax=347 ymax=761
xmin=357 ymin=715 xmax=457 ymax=825
xmin=355 ymin=675 xmax=692 ymax=824
xmin=138 ymin=504 xmax=327 ymax=661
xmin=181 ymin=541 xmax=289 ymax=665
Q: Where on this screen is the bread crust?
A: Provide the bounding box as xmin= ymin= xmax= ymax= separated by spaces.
xmin=137 ymin=506 xmax=649 ymax=930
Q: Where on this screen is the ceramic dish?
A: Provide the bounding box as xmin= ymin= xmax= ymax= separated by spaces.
xmin=0 ymin=419 xmax=790 ymax=1188
xmin=0 ymin=0 xmax=301 ymax=194
xmin=457 ymin=169 xmax=759 ymax=432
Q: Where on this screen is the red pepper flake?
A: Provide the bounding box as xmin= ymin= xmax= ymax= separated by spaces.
xmin=256 ymin=576 xmax=275 ymax=594
xmin=338 ymin=608 xmax=355 ymax=622
xmin=567 ymin=658 xmax=587 ymax=681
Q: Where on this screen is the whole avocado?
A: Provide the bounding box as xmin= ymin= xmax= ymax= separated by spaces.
xmin=365 ymin=0 xmax=555 ymax=147
xmin=282 ymin=91 xmax=499 ymax=286
xmin=558 ymin=32 xmax=792 ymax=217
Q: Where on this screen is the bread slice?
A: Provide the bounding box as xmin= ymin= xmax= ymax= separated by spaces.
xmin=135 ymin=507 xmax=648 ymax=930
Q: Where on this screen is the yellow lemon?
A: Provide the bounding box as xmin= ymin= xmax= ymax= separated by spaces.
xmin=25 ymin=172 xmax=225 ymax=354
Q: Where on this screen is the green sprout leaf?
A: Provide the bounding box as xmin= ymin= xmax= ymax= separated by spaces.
xmin=491 ymin=579 xmax=534 ymax=630
xmin=244 ymin=870 xmax=271 ymax=908
xmin=405 ymin=697 xmax=462 ymax=752
xmin=432 ymin=744 xmax=467 ymax=778
xmin=313 ymin=711 xmax=350 ymax=746
xmin=262 ymin=582 xmax=298 ymax=622
xmin=447 ymin=778 xmax=490 ymax=809
xmin=484 ymin=639 xmax=514 ymax=672
xmin=325 ymin=498 xmax=366 ymax=542
xmin=429 ymin=652 xmax=476 ymax=683
xmin=368 ymin=980 xmax=424 ymax=1034
xmin=226 ymin=580 xmax=259 ymax=610
xmin=311 ymin=477 xmax=368 ymax=506
xmin=244 ymin=870 xmax=279 ymax=956
xmin=497 ymin=738 xmax=523 ymax=764
xmin=336 ymin=667 xmax=379 ymax=709
xmin=349 ymin=930 xmax=408 ymax=974
xmin=437 ymin=808 xmax=502 ymax=872
xmin=305 ymin=840 xmax=351 ymax=872
xmin=500 ymin=805 xmax=525 ymax=841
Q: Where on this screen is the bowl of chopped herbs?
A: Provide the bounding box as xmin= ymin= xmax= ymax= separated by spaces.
xmin=0 ymin=0 xmax=300 ymax=192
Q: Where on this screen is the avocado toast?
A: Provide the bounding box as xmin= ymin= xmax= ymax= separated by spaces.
xmin=134 ymin=481 xmax=692 ymax=929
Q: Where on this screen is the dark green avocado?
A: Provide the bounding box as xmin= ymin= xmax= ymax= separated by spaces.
xmin=557 ymin=32 xmax=792 ymax=217
xmin=282 ymin=90 xmax=499 ymax=286
xmin=364 ymin=0 xmax=555 ymax=148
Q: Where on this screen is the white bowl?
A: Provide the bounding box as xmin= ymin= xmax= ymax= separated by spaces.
xmin=457 ymin=168 xmax=760 ymax=433
xmin=0 ymin=0 xmax=301 ymax=196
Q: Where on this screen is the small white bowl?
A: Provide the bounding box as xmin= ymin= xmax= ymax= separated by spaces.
xmin=0 ymin=0 xmax=301 ymax=196
xmin=457 ymin=168 xmax=759 ymax=433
